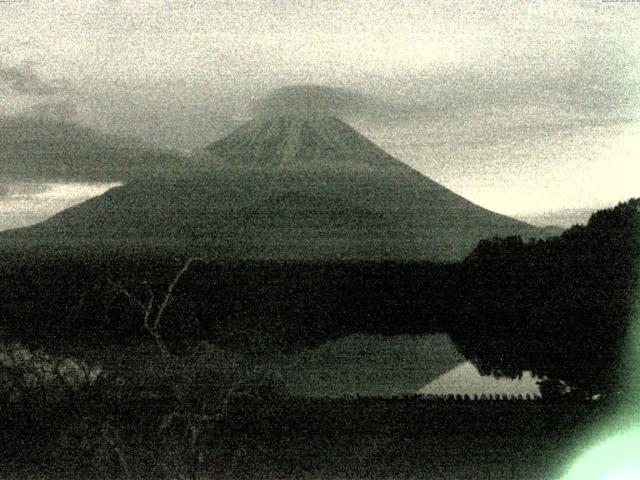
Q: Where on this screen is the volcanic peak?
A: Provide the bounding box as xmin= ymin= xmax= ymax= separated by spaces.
xmin=205 ymin=114 xmax=389 ymax=169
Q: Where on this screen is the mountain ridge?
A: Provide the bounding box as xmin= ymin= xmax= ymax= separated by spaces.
xmin=0 ymin=115 xmax=183 ymax=182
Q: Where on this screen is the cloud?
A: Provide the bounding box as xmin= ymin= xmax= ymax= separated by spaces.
xmin=0 ymin=62 xmax=65 ymax=96
xmin=246 ymin=39 xmax=640 ymax=143
xmin=26 ymin=101 xmax=78 ymax=122
xmin=247 ymin=84 xmax=447 ymax=133
xmin=250 ymin=85 xmax=374 ymax=118
xmin=0 ymin=180 xmax=49 ymax=199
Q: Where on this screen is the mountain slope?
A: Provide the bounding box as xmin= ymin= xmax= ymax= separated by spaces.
xmin=2 ymin=114 xmax=550 ymax=262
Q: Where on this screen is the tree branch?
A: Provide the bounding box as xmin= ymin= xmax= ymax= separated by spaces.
xmin=106 ymin=258 xmax=207 ymax=363
xmin=107 ymin=277 xmax=150 ymax=316
xmin=155 ymin=257 xmax=206 ymax=330
xmin=142 ymin=284 xmax=155 ymax=332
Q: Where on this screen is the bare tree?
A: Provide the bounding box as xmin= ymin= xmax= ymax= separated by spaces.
xmin=109 ymin=257 xmax=206 ymax=363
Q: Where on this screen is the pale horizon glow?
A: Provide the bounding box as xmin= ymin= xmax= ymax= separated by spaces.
xmin=30 ymin=182 xmax=121 ymax=201
xmin=0 ymin=182 xmax=120 ymax=231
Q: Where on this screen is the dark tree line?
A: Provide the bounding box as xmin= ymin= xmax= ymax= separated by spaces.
xmin=0 ymin=252 xmax=455 ymax=354
xmin=448 ymin=198 xmax=640 ymax=396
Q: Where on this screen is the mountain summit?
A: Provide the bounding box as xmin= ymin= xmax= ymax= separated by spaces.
xmin=205 ymin=114 xmax=388 ymax=168
xmin=3 ymin=114 xmax=549 ymax=261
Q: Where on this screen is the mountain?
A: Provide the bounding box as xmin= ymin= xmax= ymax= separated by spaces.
xmin=2 ymin=114 xmax=552 ymax=262
xmin=0 ymin=115 xmax=181 ymax=182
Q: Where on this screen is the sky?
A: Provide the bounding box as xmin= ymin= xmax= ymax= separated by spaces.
xmin=1 ymin=0 xmax=639 ymax=229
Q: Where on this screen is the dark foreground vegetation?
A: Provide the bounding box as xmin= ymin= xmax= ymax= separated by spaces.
xmin=0 ymin=253 xmax=456 ymax=354
xmin=0 ymin=339 xmax=622 ymax=480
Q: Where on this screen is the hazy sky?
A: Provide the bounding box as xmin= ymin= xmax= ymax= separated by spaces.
xmin=1 ymin=0 xmax=639 ymax=227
